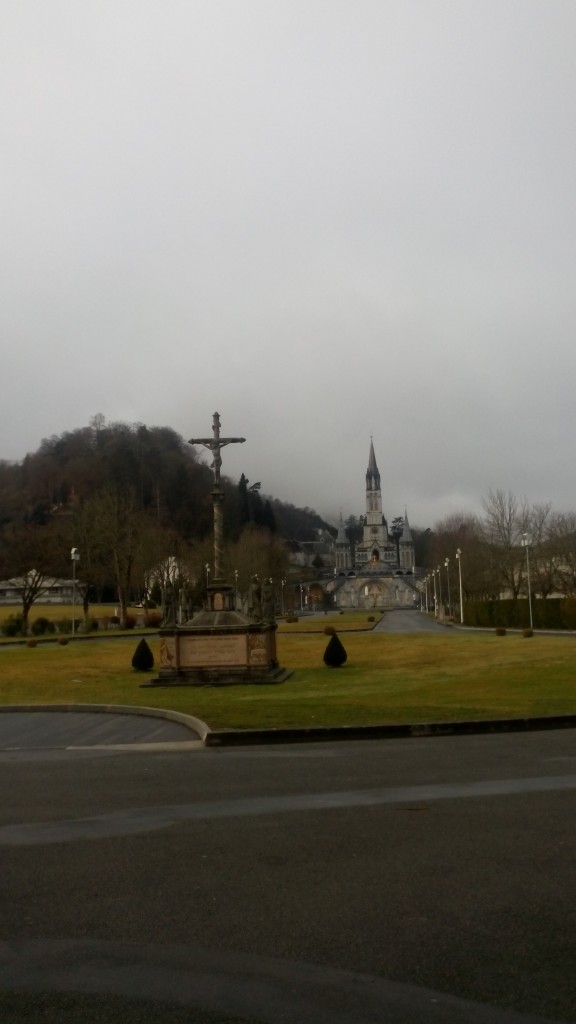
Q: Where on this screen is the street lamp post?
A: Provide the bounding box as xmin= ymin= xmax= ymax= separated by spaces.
xmin=432 ymin=571 xmax=438 ymax=617
xmin=71 ymin=548 xmax=80 ymax=637
xmin=281 ymin=578 xmax=286 ymax=617
xmin=456 ymin=548 xmax=464 ymax=624
xmin=234 ymin=569 xmax=239 ymax=609
xmin=522 ymin=533 xmax=534 ymax=629
xmin=444 ymin=557 xmax=451 ymax=618
xmin=437 ymin=566 xmax=443 ymax=618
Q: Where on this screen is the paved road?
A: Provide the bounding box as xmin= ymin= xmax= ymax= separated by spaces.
xmin=1 ymin=730 xmax=576 ymax=1023
xmin=374 ymin=609 xmax=449 ymax=632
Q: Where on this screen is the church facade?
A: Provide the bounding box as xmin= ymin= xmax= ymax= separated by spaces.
xmin=325 ymin=439 xmax=419 ymax=610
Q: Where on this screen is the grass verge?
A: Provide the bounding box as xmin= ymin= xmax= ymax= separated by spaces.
xmin=0 ymin=631 xmax=575 ymax=731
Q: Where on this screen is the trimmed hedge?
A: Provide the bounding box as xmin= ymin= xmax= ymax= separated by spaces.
xmin=323 ymin=632 xmax=347 ymax=667
xmin=464 ymin=597 xmax=576 ymax=630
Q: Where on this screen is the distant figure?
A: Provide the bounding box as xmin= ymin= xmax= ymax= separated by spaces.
xmin=180 ymin=584 xmax=194 ymax=623
xmin=163 ymin=580 xmax=177 ymax=626
xmin=248 ymin=574 xmax=262 ymax=621
xmin=261 ymin=577 xmax=275 ymax=622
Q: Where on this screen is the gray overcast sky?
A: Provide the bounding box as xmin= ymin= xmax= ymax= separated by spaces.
xmin=2 ymin=1 xmax=575 ymax=528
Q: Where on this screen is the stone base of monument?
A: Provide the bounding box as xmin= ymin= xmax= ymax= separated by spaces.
xmin=145 ymin=608 xmax=291 ymax=687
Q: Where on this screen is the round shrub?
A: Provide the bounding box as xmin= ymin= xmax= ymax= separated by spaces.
xmin=2 ymin=615 xmax=24 ymax=637
xmin=367 ymin=615 xmax=375 ymax=622
xmin=144 ymin=611 xmax=162 ymax=629
xmin=58 ymin=637 xmax=69 ymax=646
xmin=495 ymin=626 xmax=507 ymax=636
xmin=31 ymin=617 xmax=55 ymax=636
xmin=522 ymin=628 xmax=534 ymax=638
xmin=26 ymin=638 xmax=38 ymax=648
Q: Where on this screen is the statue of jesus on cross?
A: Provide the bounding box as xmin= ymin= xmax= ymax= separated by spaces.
xmin=188 ymin=411 xmax=245 ymax=488
xmin=188 ymin=412 xmax=246 ymax=582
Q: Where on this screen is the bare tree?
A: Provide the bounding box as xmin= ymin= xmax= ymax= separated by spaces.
xmin=0 ymin=523 xmax=60 ymax=633
xmin=429 ymin=513 xmax=495 ymax=600
xmin=524 ymin=503 xmax=557 ymax=598
xmin=224 ymin=525 xmax=290 ymax=608
xmin=548 ymin=512 xmax=576 ymax=597
xmin=84 ymin=488 xmax=154 ymax=627
xmin=481 ymin=489 xmax=530 ymax=599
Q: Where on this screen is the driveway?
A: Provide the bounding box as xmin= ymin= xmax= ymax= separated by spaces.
xmin=374 ymin=609 xmax=450 ymax=632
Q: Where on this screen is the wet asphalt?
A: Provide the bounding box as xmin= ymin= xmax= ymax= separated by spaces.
xmin=1 ymin=728 xmax=576 ymax=1023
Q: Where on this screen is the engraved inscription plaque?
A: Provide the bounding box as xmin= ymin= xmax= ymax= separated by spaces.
xmin=180 ymin=635 xmax=246 ymax=668
xmin=247 ymin=633 xmax=268 ymax=666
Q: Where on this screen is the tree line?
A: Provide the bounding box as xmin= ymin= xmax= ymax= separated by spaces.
xmin=426 ymin=489 xmax=576 ymax=605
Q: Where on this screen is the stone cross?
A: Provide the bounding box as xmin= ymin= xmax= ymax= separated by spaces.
xmin=188 ymin=412 xmax=245 ymax=488
xmin=188 ymin=412 xmax=245 ymax=581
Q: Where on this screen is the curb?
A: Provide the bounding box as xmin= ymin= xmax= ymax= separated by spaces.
xmin=2 ymin=705 xmax=576 ymax=750
xmin=204 ymin=713 xmax=576 ymax=747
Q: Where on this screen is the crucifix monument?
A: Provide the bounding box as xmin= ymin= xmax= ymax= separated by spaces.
xmin=147 ymin=411 xmax=290 ymax=688
xmin=188 ymin=411 xmax=245 ymax=588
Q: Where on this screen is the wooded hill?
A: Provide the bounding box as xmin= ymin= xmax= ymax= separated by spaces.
xmin=0 ymin=420 xmax=332 ymax=543
xmin=0 ymin=420 xmax=335 ymax=628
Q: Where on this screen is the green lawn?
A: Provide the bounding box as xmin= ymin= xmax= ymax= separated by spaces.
xmin=0 ymin=607 xmax=372 ymax=642
xmin=277 ymin=610 xmax=382 ymax=632
xmin=0 ymin=603 xmax=144 ymax=623
xmin=1 ymin=631 xmax=575 ymax=731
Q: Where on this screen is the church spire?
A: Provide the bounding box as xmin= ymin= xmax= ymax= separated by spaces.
xmin=366 ymin=437 xmax=380 ymax=491
xmin=336 ymin=512 xmax=347 ymax=543
xmin=401 ymin=508 xmax=413 ymax=542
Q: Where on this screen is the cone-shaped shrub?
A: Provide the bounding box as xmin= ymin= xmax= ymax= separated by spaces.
xmin=323 ymin=632 xmax=347 ymax=667
xmin=132 ymin=638 xmax=154 ymax=671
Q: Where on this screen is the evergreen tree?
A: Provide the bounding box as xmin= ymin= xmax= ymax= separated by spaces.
xmin=390 ymin=517 xmax=404 ymax=564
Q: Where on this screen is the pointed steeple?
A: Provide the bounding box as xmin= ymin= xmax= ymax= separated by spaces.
xmin=401 ymin=508 xmax=413 ymax=542
xmin=335 ymin=512 xmax=352 ymax=570
xmin=366 ymin=437 xmax=380 ymax=491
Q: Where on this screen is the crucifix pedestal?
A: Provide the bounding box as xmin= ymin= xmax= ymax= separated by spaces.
xmin=146 ymin=412 xmax=290 ymax=688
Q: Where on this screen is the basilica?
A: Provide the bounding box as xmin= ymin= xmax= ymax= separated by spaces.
xmin=325 ymin=439 xmax=420 ymax=610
